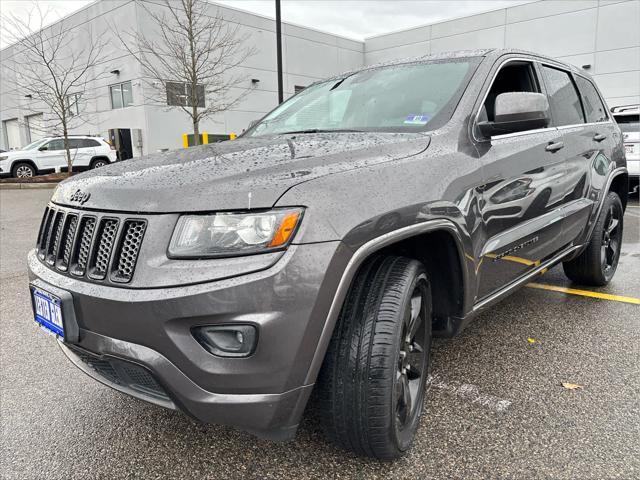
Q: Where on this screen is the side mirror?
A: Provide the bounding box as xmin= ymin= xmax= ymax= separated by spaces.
xmin=39 ymin=145 xmax=48 ymax=151
xmin=478 ymin=92 xmax=550 ymax=138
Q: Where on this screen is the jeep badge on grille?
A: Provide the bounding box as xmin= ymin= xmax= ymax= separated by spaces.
xmin=69 ymin=189 xmax=91 ymax=205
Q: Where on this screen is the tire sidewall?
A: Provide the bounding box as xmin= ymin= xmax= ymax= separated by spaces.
xmin=599 ymin=193 xmax=624 ymax=283
xmin=390 ymin=267 xmax=432 ymax=452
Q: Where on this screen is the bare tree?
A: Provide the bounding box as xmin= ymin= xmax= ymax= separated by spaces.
xmin=3 ymin=3 xmax=107 ymax=174
xmin=116 ymin=0 xmax=256 ymax=146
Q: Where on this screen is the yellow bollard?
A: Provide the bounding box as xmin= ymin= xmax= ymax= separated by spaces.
xmin=202 ymin=132 xmax=208 ymax=144
xmin=182 ymin=133 xmax=189 ymax=148
xmin=230 ymin=132 xmax=237 ymax=140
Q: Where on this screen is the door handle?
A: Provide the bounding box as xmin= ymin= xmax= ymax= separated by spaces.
xmin=545 ymin=141 xmax=564 ymax=152
xmin=593 ymin=133 xmax=607 ymax=142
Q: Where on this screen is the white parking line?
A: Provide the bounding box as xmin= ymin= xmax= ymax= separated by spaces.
xmin=427 ymin=373 xmax=512 ymax=413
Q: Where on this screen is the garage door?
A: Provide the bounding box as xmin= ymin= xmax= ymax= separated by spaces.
xmin=3 ymin=119 xmax=20 ymax=150
xmin=26 ymin=113 xmax=44 ymax=143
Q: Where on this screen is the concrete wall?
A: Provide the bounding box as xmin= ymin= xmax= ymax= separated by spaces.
xmin=364 ymin=0 xmax=640 ymax=108
xmin=0 ymin=0 xmax=364 ymax=153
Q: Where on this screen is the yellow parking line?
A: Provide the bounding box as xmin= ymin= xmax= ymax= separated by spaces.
xmin=526 ymin=282 xmax=640 ymax=305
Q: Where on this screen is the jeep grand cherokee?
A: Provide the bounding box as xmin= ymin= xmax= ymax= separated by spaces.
xmin=28 ymin=49 xmax=628 ymax=459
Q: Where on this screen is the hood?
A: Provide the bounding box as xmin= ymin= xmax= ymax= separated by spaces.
xmin=52 ymin=132 xmax=429 ymax=212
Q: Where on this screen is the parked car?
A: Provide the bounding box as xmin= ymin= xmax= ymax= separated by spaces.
xmin=0 ymin=136 xmax=116 ymax=178
xmin=28 ymin=49 xmax=628 ymax=459
xmin=611 ymin=105 xmax=639 ymax=193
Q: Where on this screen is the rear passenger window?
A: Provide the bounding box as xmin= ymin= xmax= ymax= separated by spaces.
xmin=67 ymin=139 xmax=83 ymax=149
xmin=540 ymin=66 xmax=584 ymax=126
xmin=81 ymin=139 xmax=100 ymax=147
xmin=575 ymin=76 xmax=608 ymax=123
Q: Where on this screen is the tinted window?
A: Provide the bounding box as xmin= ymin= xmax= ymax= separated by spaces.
xmin=81 ymin=139 xmax=101 ymax=147
xmin=575 ymin=76 xmax=608 ymax=123
xmin=67 ymin=139 xmax=83 ymax=149
xmin=246 ymin=59 xmax=479 ymax=136
xmin=541 ymin=66 xmax=584 ymax=126
xmin=613 ymin=114 xmax=639 ymax=133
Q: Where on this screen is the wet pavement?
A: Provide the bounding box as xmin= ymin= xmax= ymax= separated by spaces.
xmin=1 ymin=188 xmax=638 ymax=479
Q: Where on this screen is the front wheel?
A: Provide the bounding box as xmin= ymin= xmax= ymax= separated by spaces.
xmin=317 ymin=256 xmax=432 ymax=460
xmin=11 ymin=162 xmax=36 ymax=178
xmin=563 ymin=192 xmax=624 ymax=286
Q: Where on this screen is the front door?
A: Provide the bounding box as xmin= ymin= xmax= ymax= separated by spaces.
xmin=473 ymin=59 xmax=569 ymax=299
xmin=38 ymin=139 xmax=67 ymax=170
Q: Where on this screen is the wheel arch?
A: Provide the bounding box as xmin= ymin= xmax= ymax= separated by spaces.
xmin=10 ymin=159 xmax=38 ymax=175
xmin=90 ymin=156 xmax=110 ymax=166
xmin=609 ymin=170 xmax=628 ymax=211
xmin=304 ymin=219 xmax=469 ymax=385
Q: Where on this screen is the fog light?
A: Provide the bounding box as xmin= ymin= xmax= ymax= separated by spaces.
xmin=193 ymin=325 xmax=257 ymax=357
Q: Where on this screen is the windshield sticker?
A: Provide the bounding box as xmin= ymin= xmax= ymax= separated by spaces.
xmin=404 ymin=114 xmax=431 ymax=125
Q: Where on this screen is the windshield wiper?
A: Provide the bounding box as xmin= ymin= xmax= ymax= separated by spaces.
xmin=278 ymin=128 xmax=364 ymax=135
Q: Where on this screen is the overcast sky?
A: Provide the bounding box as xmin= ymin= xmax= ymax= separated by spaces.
xmin=1 ymin=0 xmax=535 ymax=47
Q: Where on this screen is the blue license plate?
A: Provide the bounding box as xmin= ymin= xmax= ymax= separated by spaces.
xmin=31 ymin=287 xmax=64 ymax=337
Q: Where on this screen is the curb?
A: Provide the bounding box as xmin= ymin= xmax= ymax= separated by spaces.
xmin=0 ymin=183 xmax=58 ymax=190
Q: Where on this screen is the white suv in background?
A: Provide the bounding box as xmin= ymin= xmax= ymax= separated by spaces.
xmin=0 ymin=136 xmax=117 ymax=179
xmin=611 ymin=105 xmax=639 ymax=193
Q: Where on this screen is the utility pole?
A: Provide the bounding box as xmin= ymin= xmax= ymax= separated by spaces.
xmin=275 ymin=0 xmax=284 ymax=103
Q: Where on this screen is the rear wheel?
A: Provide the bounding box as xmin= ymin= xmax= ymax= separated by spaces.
xmin=563 ymin=192 xmax=624 ymax=286
xmin=317 ymin=256 xmax=432 ymax=460
xmin=11 ymin=162 xmax=36 ymax=178
xmin=90 ymin=158 xmax=108 ymax=169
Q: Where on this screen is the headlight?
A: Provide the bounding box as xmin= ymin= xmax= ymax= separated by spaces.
xmin=168 ymin=208 xmax=304 ymax=258
xmin=0 ymin=156 xmax=8 ymax=161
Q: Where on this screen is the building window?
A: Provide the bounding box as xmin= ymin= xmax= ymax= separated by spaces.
xmin=110 ymin=81 xmax=133 ymax=109
xmin=294 ymin=85 xmax=305 ymax=94
xmin=166 ymin=81 xmax=205 ymax=107
xmin=66 ymin=93 xmax=80 ymax=116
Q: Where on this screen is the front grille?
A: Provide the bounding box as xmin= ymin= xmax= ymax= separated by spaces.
xmin=36 ymin=205 xmax=146 ymax=284
xmin=69 ymin=346 xmax=170 ymax=401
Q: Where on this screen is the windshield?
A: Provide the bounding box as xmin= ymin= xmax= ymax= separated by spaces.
xmin=22 ymin=139 xmax=48 ymax=150
xmin=245 ymin=58 xmax=480 ymax=137
xmin=614 ymin=114 xmax=639 ymax=134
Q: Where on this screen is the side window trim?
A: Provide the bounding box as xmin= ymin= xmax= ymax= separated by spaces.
xmin=573 ymin=73 xmax=612 ymax=123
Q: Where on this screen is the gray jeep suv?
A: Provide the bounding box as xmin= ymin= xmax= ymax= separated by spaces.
xmin=28 ymin=49 xmax=628 ymax=459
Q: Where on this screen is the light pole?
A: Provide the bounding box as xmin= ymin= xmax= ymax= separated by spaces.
xmin=275 ymin=0 xmax=284 ymax=104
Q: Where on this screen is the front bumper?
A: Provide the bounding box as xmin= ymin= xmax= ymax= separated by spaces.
xmin=28 ymin=241 xmax=350 ymax=439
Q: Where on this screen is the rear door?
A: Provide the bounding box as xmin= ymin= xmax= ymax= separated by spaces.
xmin=72 ymin=138 xmax=97 ymax=167
xmin=474 ymin=58 xmax=568 ymax=299
xmin=539 ymin=66 xmax=618 ymax=245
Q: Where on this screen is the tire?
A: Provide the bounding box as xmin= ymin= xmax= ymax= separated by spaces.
xmin=11 ymin=162 xmax=36 ymax=178
xmin=563 ymin=192 xmax=624 ymax=286
xmin=90 ymin=158 xmax=108 ymax=169
xmin=317 ymin=255 xmax=432 ymax=460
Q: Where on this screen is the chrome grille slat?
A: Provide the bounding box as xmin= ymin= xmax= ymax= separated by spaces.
xmin=36 ymin=205 xmax=146 ymax=285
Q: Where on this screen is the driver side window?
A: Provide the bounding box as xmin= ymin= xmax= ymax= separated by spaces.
xmin=43 ymin=139 xmax=64 ymax=151
xmin=482 ymin=61 xmax=540 ymax=122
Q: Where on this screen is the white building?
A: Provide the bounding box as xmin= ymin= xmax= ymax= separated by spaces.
xmin=1 ymin=0 xmax=638 ymax=157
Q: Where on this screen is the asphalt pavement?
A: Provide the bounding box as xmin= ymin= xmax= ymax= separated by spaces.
xmin=1 ymin=188 xmax=639 ymax=480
